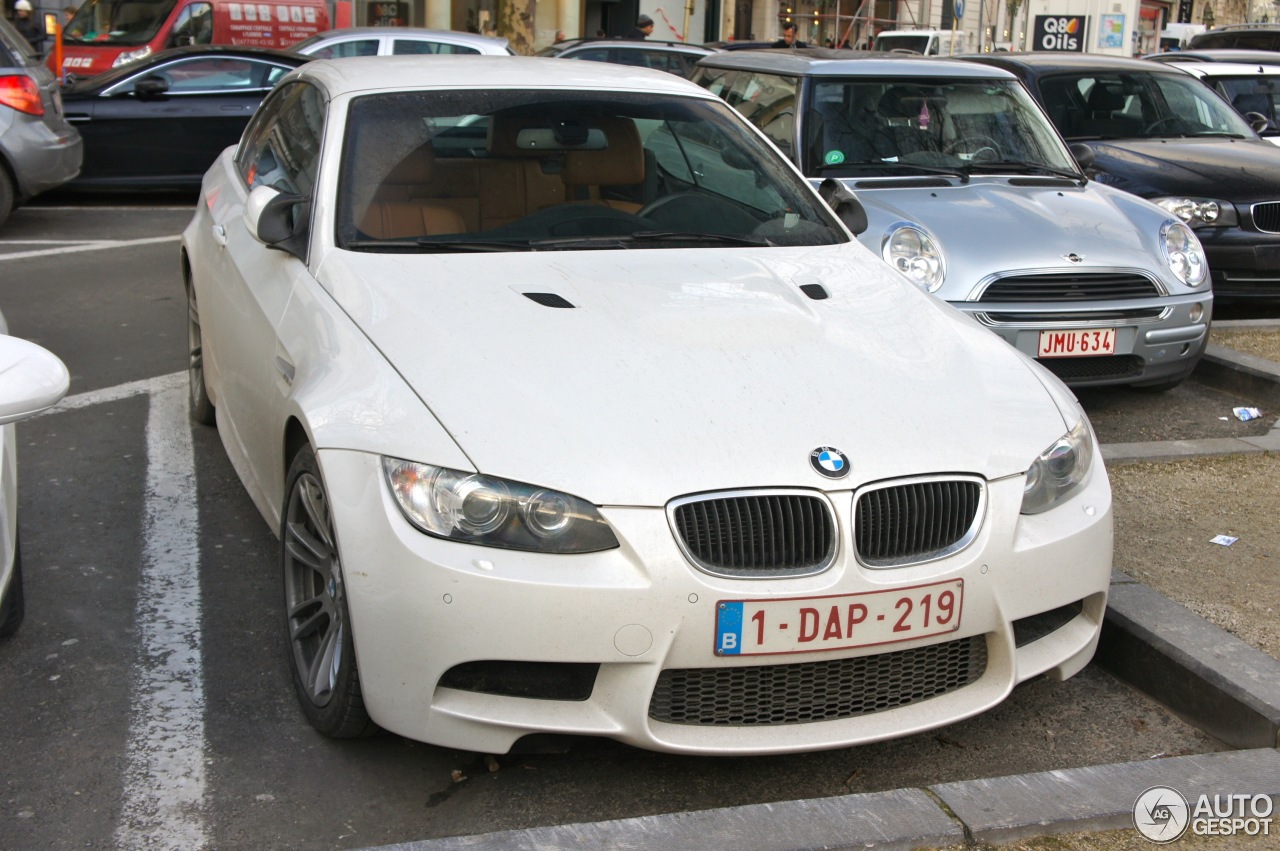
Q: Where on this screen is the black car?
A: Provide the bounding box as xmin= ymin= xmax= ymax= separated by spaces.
xmin=1189 ymin=25 xmax=1280 ymax=51
xmin=61 ymin=45 xmax=310 ymax=190
xmin=1145 ymin=48 xmax=1280 ymax=66
xmin=960 ymin=52 xmax=1280 ymax=301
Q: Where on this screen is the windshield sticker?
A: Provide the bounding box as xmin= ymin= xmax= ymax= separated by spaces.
xmin=824 ymin=150 xmax=845 ymax=165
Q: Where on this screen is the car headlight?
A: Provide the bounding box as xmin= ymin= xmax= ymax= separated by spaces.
xmin=1152 ymin=196 xmax=1238 ymax=228
xmin=1161 ymin=220 xmax=1208 ymax=288
xmin=382 ymin=458 xmax=619 ymax=554
xmin=881 ymin=223 xmax=945 ymax=293
xmin=112 ymin=46 xmax=152 ymax=67
xmin=1020 ymin=419 xmax=1094 ymax=515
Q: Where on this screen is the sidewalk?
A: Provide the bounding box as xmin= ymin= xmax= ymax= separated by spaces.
xmin=364 ymin=329 xmax=1280 ymax=851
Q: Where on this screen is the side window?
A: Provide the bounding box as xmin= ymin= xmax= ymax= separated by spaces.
xmin=309 ymin=39 xmax=379 ymax=59
xmin=237 ymin=82 xmax=325 ymax=197
xmin=694 ymin=66 xmax=736 ymax=99
xmin=170 ymin=2 xmax=213 ymax=46
xmin=570 ymin=48 xmax=612 ymax=63
xmin=392 ymin=40 xmax=480 ymax=55
xmin=115 ymin=57 xmax=278 ymax=94
xmin=727 ymin=72 xmax=797 ymax=156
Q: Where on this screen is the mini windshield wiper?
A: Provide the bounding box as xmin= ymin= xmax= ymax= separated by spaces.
xmin=963 ymin=161 xmax=1086 ymax=184
xmin=412 ymin=238 xmax=532 ymax=252
xmin=526 ymin=231 xmax=771 ymax=250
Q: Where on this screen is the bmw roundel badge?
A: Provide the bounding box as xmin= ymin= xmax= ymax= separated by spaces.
xmin=810 ymin=446 xmax=849 ymax=478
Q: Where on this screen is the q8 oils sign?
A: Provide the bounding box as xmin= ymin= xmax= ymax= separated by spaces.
xmin=1033 ymin=15 xmax=1086 ymax=51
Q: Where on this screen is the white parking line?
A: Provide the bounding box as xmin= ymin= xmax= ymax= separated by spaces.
xmin=0 ymin=234 xmax=181 ymax=261
xmin=113 ymin=377 xmax=208 ymax=850
xmin=38 ymin=371 xmax=185 ymax=418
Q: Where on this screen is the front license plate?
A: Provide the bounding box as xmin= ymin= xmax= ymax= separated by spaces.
xmin=1038 ymin=328 xmax=1116 ymax=358
xmin=715 ymin=579 xmax=964 ymax=656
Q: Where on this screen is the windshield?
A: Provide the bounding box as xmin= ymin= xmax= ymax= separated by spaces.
xmin=803 ymin=78 xmax=1078 ymax=176
xmin=337 ymin=90 xmax=848 ymax=253
xmin=1200 ymin=74 xmax=1280 ymax=126
xmin=1038 ymin=71 xmax=1257 ymax=140
xmin=65 ymin=0 xmax=180 ymax=47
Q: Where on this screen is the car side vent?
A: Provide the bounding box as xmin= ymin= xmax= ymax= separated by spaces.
xmin=524 ymin=292 xmax=576 ymax=308
xmin=799 ymin=283 xmax=829 ymax=300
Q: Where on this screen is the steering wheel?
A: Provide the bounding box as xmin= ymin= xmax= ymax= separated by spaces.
xmin=1143 ymin=116 xmax=1183 ymax=135
xmin=945 ymin=135 xmax=1002 ymax=162
xmin=639 ymin=192 xmax=761 ymax=233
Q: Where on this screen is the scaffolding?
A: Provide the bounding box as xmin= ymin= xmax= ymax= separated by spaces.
xmin=782 ymin=0 xmax=917 ymax=49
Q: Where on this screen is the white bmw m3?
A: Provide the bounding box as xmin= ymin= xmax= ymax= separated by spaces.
xmin=182 ymin=55 xmax=1113 ymax=755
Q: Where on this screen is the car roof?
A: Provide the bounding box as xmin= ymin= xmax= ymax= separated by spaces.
xmin=695 ymin=48 xmax=1017 ymax=79
xmin=292 ymin=54 xmax=720 ymax=97
xmin=958 ymin=51 xmax=1196 ymax=76
xmin=1169 ymin=60 xmax=1280 ymax=76
xmin=1145 ymin=48 xmax=1280 ymax=64
xmin=557 ymin=38 xmax=714 ymax=53
xmin=296 ymin=27 xmax=510 ymax=49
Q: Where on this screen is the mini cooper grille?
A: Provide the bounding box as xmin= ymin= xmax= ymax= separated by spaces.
xmin=671 ymin=494 xmax=835 ymax=576
xmin=1252 ymin=202 xmax=1280 ymax=234
xmin=1038 ymin=354 xmax=1143 ymax=382
xmin=982 ymin=272 xmax=1160 ymax=302
xmin=649 ymin=635 xmax=987 ymax=726
xmin=855 ymin=479 xmax=982 ymax=566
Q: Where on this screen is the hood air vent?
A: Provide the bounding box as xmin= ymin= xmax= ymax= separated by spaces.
xmin=799 ymin=283 xmax=829 ymax=300
xmin=524 ymin=292 xmax=576 ymax=308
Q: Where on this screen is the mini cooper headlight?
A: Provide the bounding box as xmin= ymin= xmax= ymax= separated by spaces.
xmin=1152 ymin=197 xmax=1238 ymax=228
xmin=382 ymin=458 xmax=619 ymax=553
xmin=1021 ymin=419 xmax=1095 ymax=515
xmin=1161 ymin=220 xmax=1208 ymax=288
xmin=882 ymin=224 xmax=945 ymax=293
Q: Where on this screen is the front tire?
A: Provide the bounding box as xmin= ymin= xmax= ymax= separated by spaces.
xmin=0 ymin=538 xmax=26 ymax=639
xmin=187 ymin=280 xmax=215 ymax=426
xmin=282 ymin=446 xmax=377 ymax=738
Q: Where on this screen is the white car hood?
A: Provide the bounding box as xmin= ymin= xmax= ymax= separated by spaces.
xmin=846 ymin=178 xmax=1173 ymax=296
xmin=318 ymin=244 xmax=1067 ymax=506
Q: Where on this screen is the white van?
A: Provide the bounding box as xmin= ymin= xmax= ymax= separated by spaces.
xmin=1158 ymin=23 xmax=1207 ymax=51
xmin=871 ymin=29 xmax=968 ymax=56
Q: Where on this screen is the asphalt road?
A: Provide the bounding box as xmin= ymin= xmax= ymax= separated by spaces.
xmin=0 ymin=198 xmax=1240 ymax=850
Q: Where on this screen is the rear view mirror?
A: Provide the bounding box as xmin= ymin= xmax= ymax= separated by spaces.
xmin=1068 ymin=142 xmax=1095 ymax=171
xmin=0 ymin=335 xmax=69 ymax=426
xmin=1245 ymin=112 xmax=1271 ymax=134
xmin=818 ymin=178 xmax=868 ymax=235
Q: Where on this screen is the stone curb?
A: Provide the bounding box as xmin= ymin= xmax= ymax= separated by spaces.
xmin=362 ymin=338 xmax=1280 ymax=851
xmin=371 ymin=749 xmax=1280 ymax=850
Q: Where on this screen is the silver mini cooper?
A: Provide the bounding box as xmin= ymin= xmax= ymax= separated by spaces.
xmin=693 ymin=50 xmax=1212 ymax=390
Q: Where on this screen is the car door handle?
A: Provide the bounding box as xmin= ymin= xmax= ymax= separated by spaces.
xmin=64 ymin=114 xmax=91 ymax=123
xmin=211 ymin=224 xmax=227 ymax=247
xmin=219 ymin=105 xmax=251 ymax=111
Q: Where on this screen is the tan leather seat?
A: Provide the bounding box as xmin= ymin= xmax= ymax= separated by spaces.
xmin=359 ymin=145 xmax=467 ymax=239
xmin=562 ymin=118 xmax=646 ymax=211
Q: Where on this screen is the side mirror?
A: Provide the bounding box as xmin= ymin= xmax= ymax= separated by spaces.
xmin=818 ymin=177 xmax=868 ymax=235
xmin=244 ymin=184 xmax=308 ymax=258
xmin=132 ymin=75 xmax=170 ymax=97
xmin=1244 ymin=111 xmax=1271 ymax=134
xmin=0 ymin=335 xmax=70 ymax=426
xmin=1068 ymin=142 xmax=1095 ymax=171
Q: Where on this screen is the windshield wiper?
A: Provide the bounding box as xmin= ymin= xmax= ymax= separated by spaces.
xmin=343 ymin=238 xmax=533 ymax=252
xmin=815 ymin=160 xmax=969 ymax=181
xmin=526 ymin=231 xmax=772 ymax=250
xmin=963 ymin=161 xmax=1086 ymax=184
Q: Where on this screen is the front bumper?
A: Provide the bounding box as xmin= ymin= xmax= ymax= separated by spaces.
xmin=321 ymin=448 xmax=1113 ymax=756
xmin=958 ymin=291 xmax=1211 ymax=388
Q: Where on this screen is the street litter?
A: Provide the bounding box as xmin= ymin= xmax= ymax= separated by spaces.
xmin=1210 ymin=535 xmax=1239 ymax=546
xmin=1233 ymin=407 xmax=1263 ymax=421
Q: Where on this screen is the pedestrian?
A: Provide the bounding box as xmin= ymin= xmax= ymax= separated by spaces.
xmin=63 ymin=4 xmax=77 ymax=24
xmin=13 ymin=0 xmax=45 ymax=53
xmin=554 ymin=29 xmax=566 ymax=43
xmin=771 ymin=22 xmax=808 ymax=49
xmin=625 ymin=14 xmax=654 ymax=40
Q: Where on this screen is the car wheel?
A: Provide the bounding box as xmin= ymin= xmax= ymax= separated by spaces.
xmin=0 ymin=170 xmax=13 ymax=231
xmin=186 ymin=281 xmax=215 ymax=426
xmin=0 ymin=537 xmax=26 ymax=639
xmin=282 ymin=446 xmax=378 ymax=738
